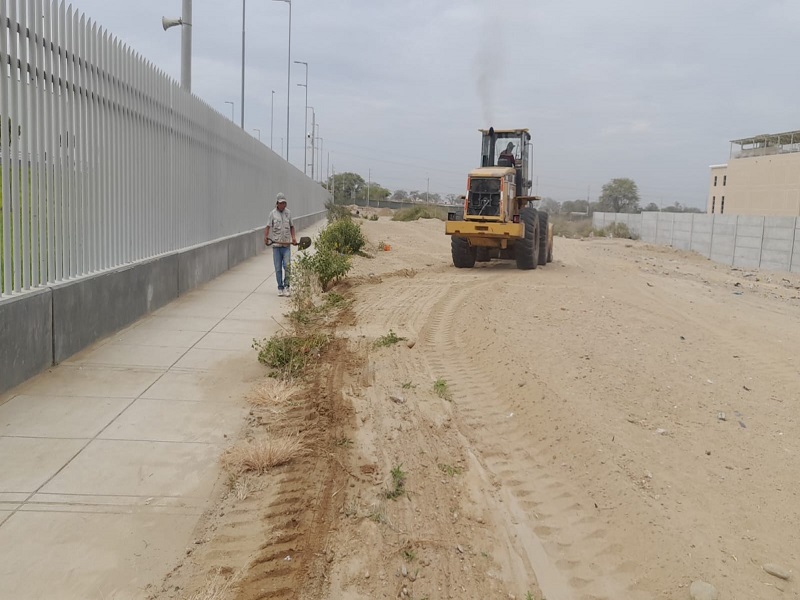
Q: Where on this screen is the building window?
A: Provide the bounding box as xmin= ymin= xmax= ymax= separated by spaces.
xmin=712 ymin=197 xmax=716 ymax=213
xmin=721 ymin=197 xmax=725 ymax=214
xmin=714 ymin=176 xmax=718 ymax=186
xmin=723 ymin=175 xmax=727 ymax=186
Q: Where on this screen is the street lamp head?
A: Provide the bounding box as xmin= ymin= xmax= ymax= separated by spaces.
xmin=161 ymin=16 xmax=183 ymax=31
xmin=294 ymin=60 xmax=307 ymax=66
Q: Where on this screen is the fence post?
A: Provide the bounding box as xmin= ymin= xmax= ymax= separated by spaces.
xmin=689 ymin=214 xmax=695 ymax=251
xmin=790 ymin=217 xmax=798 ymax=273
xmin=731 ymin=215 xmax=739 ymax=266
xmin=709 ymin=214 xmax=716 ymax=259
xmin=654 ymin=212 xmax=659 ymax=245
xmin=757 ymin=217 xmax=765 ymax=269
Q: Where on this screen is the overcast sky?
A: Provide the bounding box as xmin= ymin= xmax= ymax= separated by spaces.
xmin=66 ymin=0 xmax=800 ymax=207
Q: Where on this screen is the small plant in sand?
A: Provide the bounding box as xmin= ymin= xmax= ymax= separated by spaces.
xmin=222 ymin=436 xmax=305 ymax=474
xmin=433 ymin=378 xmax=452 ymax=401
xmin=384 ymin=464 xmax=407 ymax=500
xmin=375 ymin=329 xmax=407 ymax=348
xmin=438 ymin=463 xmax=462 ymax=476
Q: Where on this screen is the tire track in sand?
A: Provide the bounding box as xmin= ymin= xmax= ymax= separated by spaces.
xmin=418 ymin=281 xmax=651 ymax=600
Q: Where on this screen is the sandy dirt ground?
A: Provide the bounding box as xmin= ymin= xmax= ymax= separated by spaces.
xmin=158 ymin=217 xmax=800 ymax=600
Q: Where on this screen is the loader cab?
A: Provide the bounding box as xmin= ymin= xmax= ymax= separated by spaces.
xmin=479 ymin=127 xmax=533 ymax=197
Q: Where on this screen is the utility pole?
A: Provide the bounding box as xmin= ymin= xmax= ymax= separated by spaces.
xmin=294 ymin=61 xmax=308 ymax=174
xmin=270 ymin=90 xmax=275 ymax=149
xmin=587 ymin=185 xmax=591 ymax=215
xmin=368 ymin=169 xmax=371 ymax=208
xmin=308 ymin=108 xmax=316 ymax=179
xmin=240 ymin=0 xmax=246 ymax=128
xmin=161 ymin=0 xmax=193 ymax=91
xmin=426 ymin=177 xmax=430 ymax=204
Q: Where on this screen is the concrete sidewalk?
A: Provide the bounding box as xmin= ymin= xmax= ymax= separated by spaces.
xmin=0 ymin=236 xmax=309 ymax=599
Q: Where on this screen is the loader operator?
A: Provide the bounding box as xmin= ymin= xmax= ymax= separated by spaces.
xmin=498 ymin=142 xmax=515 ymax=167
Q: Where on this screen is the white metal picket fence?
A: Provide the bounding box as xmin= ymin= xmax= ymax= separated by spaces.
xmin=0 ymin=0 xmax=326 ymax=298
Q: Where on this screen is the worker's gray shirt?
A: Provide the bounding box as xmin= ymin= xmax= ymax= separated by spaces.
xmin=267 ymin=208 xmax=294 ymax=246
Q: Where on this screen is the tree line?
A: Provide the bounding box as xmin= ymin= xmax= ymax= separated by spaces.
xmin=328 ymin=172 xmax=460 ymax=205
xmin=541 ymin=178 xmax=703 ymax=215
xmin=327 ymin=173 xmax=703 ymax=214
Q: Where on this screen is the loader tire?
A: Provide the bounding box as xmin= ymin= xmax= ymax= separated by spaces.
xmin=452 ymin=237 xmax=476 ymax=268
xmin=537 ymin=212 xmax=549 ymax=266
xmin=516 ymin=207 xmax=540 ymax=270
xmin=475 ymin=248 xmax=491 ymax=262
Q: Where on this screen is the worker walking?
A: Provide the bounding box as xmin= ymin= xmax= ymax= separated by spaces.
xmin=264 ymin=193 xmax=297 ymax=296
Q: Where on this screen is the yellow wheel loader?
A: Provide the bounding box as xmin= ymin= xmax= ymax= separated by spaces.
xmin=445 ymin=128 xmax=553 ymax=269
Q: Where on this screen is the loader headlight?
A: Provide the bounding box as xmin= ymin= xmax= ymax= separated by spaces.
xmin=513 ymin=215 xmax=520 ymax=223
xmin=448 ymin=212 xmax=457 ymax=221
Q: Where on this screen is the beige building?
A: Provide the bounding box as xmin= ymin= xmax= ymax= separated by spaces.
xmin=707 ymin=130 xmax=800 ymax=216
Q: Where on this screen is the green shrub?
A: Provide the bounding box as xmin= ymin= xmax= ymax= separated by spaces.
xmin=252 ymin=332 xmax=330 ymax=376
xmin=317 ymin=218 xmax=366 ymax=255
xmin=369 ymin=214 xmax=379 ymax=221
xmin=392 ymin=206 xmax=447 ymax=222
xmin=295 ymin=246 xmax=352 ymax=291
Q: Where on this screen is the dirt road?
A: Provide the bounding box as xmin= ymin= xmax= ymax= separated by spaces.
xmin=163 ymin=217 xmax=800 ymax=600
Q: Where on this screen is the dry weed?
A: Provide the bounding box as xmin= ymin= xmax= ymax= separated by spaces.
xmin=185 ymin=568 xmax=239 ymax=600
xmin=222 ymin=436 xmax=305 ymax=474
xmin=232 ymin=475 xmax=263 ymax=501
xmin=248 ymin=378 xmax=300 ymax=407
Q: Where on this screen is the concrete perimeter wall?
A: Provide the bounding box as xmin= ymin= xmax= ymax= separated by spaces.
xmin=593 ymin=212 xmax=800 ymax=274
xmin=0 ymin=211 xmax=324 ymax=395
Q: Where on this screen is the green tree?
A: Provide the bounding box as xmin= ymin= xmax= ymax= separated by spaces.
xmin=643 ymin=202 xmax=660 ymax=212
xmin=598 ymin=178 xmax=640 ymax=213
xmin=331 ymin=172 xmax=366 ymax=204
xmin=392 ymin=189 xmax=408 ymax=201
xmin=359 ymin=182 xmax=390 ymax=203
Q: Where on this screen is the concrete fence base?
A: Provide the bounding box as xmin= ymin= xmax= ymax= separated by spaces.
xmin=593 ymin=212 xmax=800 ymax=274
xmin=0 ymin=211 xmax=325 ymax=395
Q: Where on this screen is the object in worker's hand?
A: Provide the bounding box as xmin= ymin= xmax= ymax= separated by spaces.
xmin=296 ymin=237 xmax=312 ymax=250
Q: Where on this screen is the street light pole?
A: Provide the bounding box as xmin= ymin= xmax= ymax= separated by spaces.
xmin=161 ymin=0 xmax=192 ymax=91
xmin=294 ymin=60 xmax=308 ymax=175
xmin=225 ymin=101 xmax=234 ymax=121
xmin=253 ymin=128 xmax=261 ymax=141
xmin=240 ymin=0 xmax=246 ymax=129
xmin=270 ymin=90 xmax=275 ymax=149
xmin=273 ymin=0 xmax=292 ymax=161
xmin=307 ymin=106 xmax=315 ymax=178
